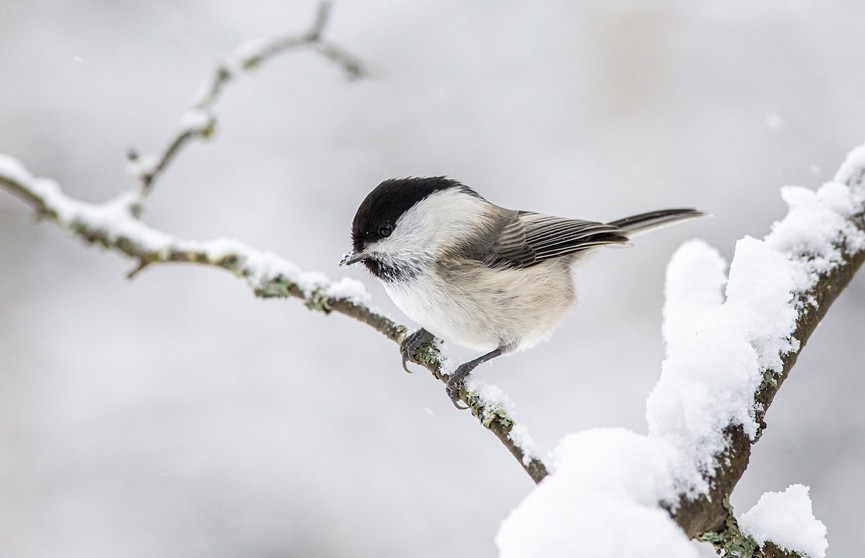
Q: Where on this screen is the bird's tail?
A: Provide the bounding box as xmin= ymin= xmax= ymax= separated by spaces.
xmin=608 ymin=209 xmax=705 ymax=238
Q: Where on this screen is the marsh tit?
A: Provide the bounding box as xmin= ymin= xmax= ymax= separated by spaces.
xmin=341 ymin=177 xmax=703 ymax=409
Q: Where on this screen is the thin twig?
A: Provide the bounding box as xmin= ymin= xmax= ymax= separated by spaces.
xmin=130 ymin=1 xmax=366 ymax=201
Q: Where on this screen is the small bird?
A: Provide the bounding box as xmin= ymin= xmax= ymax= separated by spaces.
xmin=341 ymin=177 xmax=703 ymax=409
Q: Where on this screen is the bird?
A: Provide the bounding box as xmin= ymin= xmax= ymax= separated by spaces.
xmin=341 ymin=177 xmax=704 ymax=409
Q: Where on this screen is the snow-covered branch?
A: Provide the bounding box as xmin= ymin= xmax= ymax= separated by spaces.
xmin=0 ymin=153 xmax=548 ymax=483
xmin=4 ymin=2 xmax=861 ymax=553
xmin=665 ymin=148 xmax=865 ymax=554
xmin=0 ymin=3 xmax=548 ymax=485
xmin=497 ymin=145 xmax=865 ymax=557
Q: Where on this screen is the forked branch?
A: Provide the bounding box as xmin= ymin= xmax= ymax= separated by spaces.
xmin=129 ymin=0 xmax=367 ymax=203
xmin=3 ymin=5 xmax=863 ymax=554
xmin=0 ymin=1 xmax=547 ymax=485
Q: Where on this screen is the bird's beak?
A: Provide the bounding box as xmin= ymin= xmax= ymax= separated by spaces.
xmin=339 ymin=249 xmax=368 ymax=267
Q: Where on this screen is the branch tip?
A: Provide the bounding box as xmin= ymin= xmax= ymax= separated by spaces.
xmin=126 ymin=259 xmax=151 ymax=280
xmin=128 ymin=0 xmax=362 ymax=203
xmin=307 ymin=1 xmax=333 ymax=42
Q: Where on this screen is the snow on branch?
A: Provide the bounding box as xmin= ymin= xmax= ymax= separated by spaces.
xmin=0 ymin=153 xmax=547 ymax=483
xmin=497 ymin=144 xmax=865 ymax=558
xmin=740 ymin=485 xmax=828 ymax=558
xmin=6 ymin=2 xmax=861 ymax=551
xmin=0 ymin=3 xmax=548 ymax=485
xmin=0 ymin=153 xmax=372 ymax=316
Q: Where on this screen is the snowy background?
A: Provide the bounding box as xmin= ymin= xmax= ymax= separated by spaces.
xmin=1 ymin=1 xmax=864 ymax=556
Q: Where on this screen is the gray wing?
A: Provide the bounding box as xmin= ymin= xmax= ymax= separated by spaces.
xmin=485 ymin=211 xmax=629 ymax=269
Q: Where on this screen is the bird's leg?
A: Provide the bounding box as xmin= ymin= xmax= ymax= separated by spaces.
xmin=400 ymin=328 xmax=437 ymax=373
xmin=446 ymin=348 xmax=504 ymax=410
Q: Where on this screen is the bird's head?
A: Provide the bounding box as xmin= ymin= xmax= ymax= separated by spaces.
xmin=340 ymin=177 xmax=485 ymax=281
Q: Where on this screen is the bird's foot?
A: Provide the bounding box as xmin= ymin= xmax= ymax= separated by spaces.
xmin=443 ymin=348 xmax=504 ymax=411
xmin=400 ymin=328 xmax=436 ymax=373
xmin=445 ymin=363 xmax=474 ymax=410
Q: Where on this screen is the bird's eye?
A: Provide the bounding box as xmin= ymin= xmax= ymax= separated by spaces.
xmin=379 ymin=224 xmax=393 ymax=237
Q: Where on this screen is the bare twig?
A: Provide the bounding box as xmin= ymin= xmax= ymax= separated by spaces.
xmin=312 ymin=43 xmax=367 ymax=79
xmin=129 ymin=0 xmax=367 ymax=202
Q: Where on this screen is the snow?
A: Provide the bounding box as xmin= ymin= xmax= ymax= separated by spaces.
xmin=497 ymin=143 xmax=865 ymax=556
xmin=460 ymin=377 xmax=545 ymax=466
xmin=497 ymin=430 xmax=702 ymax=558
xmin=225 ymin=37 xmax=275 ymax=72
xmin=325 ymin=277 xmax=372 ymax=304
xmin=198 ymin=241 xmax=371 ymax=305
xmin=465 ymin=377 xmax=516 ymax=422
xmin=5 ymin=134 xmax=864 ymax=557
xmin=834 ymin=142 xmax=865 ymax=186
xmin=125 ymin=153 xmax=160 ymax=180
xmin=124 ymin=110 xmax=215 ymax=181
xmin=661 ymin=239 xmax=727 ymax=350
xmin=0 ymin=154 xmax=171 ymax=249
xmin=0 ymin=153 xmax=39 ymax=186
xmin=647 ymin=155 xmax=864 ymax=497
xmin=190 ymin=80 xmax=215 ymax=108
xmin=0 ymin=154 xmax=372 ymax=307
xmin=508 ymin=425 xmax=544 ymax=467
xmin=766 ymin=182 xmax=865 ymax=273
xmin=644 ymin=234 xmax=806 ymax=497
xmin=179 ymin=108 xmax=215 ymax=135
xmin=723 ymin=236 xmax=804 ymax=373
xmin=740 ymin=485 xmax=828 ymax=558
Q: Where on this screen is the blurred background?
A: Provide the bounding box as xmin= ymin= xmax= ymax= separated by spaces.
xmin=1 ymin=1 xmax=863 ymax=556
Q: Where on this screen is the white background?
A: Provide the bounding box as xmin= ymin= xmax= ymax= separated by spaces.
xmin=1 ymin=1 xmax=863 ymax=556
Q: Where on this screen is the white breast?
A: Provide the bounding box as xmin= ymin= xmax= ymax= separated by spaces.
xmin=372 ymin=188 xmax=578 ymax=353
xmin=384 ymin=259 xmax=576 ymax=353
xmin=383 ymin=273 xmax=482 ymax=346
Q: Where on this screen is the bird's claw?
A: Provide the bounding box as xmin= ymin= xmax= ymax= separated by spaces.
xmin=399 ymin=328 xmax=436 ymax=373
xmin=400 ymin=329 xmax=479 ymax=411
xmin=445 ymin=377 xmax=469 ymax=410
xmin=445 ymin=363 xmax=474 ymax=411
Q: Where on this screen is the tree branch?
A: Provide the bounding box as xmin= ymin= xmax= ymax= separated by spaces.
xmin=496 ymin=151 xmax=861 ymax=556
xmin=0 ymin=2 xmax=547 ymax=484
xmin=670 ymin=156 xmax=865 ymax=553
xmin=127 ymin=0 xmax=367 ymax=205
xmin=0 ymin=156 xmax=548 ymax=483
xmin=9 ymin=6 xmax=858 ymax=552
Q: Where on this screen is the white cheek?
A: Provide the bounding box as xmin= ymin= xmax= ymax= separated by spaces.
xmin=371 ymin=189 xmax=492 ymax=261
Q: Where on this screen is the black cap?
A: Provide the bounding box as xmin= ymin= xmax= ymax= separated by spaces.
xmin=350 ymin=177 xmax=480 ymax=253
